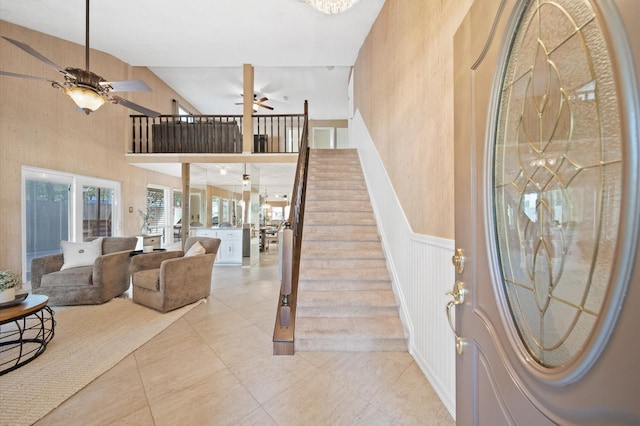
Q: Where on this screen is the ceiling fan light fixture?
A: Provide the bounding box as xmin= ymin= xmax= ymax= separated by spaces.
xmin=63 ymin=86 xmax=107 ymax=114
xmin=304 ymin=0 xmax=360 ymax=14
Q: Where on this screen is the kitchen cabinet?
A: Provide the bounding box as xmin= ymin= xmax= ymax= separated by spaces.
xmin=191 ymin=228 xmax=242 ymax=265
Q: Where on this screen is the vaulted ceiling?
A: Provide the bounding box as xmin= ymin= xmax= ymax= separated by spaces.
xmin=0 ymin=0 xmax=385 ymax=119
xmin=1 ymin=0 xmax=385 ymax=199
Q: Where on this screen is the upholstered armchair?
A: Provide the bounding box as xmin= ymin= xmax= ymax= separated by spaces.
xmin=31 ymin=237 xmax=138 ymax=306
xmin=130 ymin=237 xmax=221 ymax=313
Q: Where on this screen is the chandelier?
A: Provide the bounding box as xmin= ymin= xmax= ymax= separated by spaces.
xmin=304 ymin=0 xmax=361 ymax=14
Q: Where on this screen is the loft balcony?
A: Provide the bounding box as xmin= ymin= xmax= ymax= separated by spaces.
xmin=129 ymin=106 xmax=307 ymax=156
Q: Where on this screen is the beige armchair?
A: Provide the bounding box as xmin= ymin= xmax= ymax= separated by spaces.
xmin=130 ymin=237 xmax=221 ymax=312
xmin=31 ymin=237 xmax=138 ymax=306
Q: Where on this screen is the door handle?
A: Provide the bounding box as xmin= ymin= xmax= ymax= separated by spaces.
xmin=446 ymin=280 xmax=467 ymax=355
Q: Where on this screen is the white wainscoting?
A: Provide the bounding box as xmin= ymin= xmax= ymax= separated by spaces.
xmin=350 ymin=111 xmax=457 ymax=418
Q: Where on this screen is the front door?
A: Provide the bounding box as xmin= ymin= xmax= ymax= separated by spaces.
xmin=452 ymin=0 xmax=640 ymax=424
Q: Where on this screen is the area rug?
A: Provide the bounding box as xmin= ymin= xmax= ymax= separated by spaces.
xmin=0 ymin=297 xmax=203 ymax=426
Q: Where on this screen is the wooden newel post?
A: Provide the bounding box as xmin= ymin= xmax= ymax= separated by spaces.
xmin=279 ymin=222 xmax=293 ymax=327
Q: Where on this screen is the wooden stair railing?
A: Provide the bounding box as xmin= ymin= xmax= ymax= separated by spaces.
xmin=129 ymin=101 xmax=308 ymax=154
xmin=273 ymin=101 xmax=310 ymax=355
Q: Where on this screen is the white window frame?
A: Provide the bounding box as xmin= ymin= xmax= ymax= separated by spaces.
xmin=22 ymin=166 xmax=122 ymax=281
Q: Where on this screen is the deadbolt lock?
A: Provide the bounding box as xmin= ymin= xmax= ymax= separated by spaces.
xmin=451 ymin=248 xmax=465 ymax=274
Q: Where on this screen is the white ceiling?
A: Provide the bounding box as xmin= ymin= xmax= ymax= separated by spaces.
xmin=0 ymin=0 xmax=385 ymax=118
xmin=0 ymin=0 xmax=385 ymax=200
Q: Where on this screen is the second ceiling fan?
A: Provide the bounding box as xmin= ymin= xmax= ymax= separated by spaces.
xmin=236 ymin=94 xmax=274 ymax=112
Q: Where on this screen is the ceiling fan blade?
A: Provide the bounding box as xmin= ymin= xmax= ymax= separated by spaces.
xmin=110 ymin=95 xmax=160 ymax=117
xmin=260 ymin=104 xmax=274 ymax=110
xmin=257 ymin=97 xmax=269 ymax=103
xmin=1 ymin=36 xmax=73 ymax=79
xmin=0 ymin=70 xmax=60 ymax=85
xmin=100 ymin=79 xmax=152 ymax=92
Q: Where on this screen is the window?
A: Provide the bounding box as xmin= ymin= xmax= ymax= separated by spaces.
xmin=146 ymin=187 xmax=166 ymax=239
xmin=173 ymin=190 xmax=182 ymax=242
xmin=83 ymin=185 xmax=114 ymax=239
xmin=178 ymin=104 xmax=194 ymax=123
xmin=22 ymin=167 xmax=121 ymax=282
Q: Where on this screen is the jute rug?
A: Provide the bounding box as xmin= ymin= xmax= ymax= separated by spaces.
xmin=0 ymin=297 xmax=203 ymax=426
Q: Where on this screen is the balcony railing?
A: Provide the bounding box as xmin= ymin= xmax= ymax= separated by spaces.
xmin=130 ymin=102 xmax=308 ymax=154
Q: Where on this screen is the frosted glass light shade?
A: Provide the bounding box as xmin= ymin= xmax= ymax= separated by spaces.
xmin=304 ymin=0 xmax=360 ymax=14
xmin=64 ymin=86 xmax=107 ymax=113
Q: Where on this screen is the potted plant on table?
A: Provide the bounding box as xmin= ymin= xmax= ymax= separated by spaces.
xmin=138 ymin=207 xmax=156 ymax=235
xmin=0 ymin=270 xmax=21 ymax=303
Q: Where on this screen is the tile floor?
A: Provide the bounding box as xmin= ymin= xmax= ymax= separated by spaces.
xmin=36 ymin=250 xmax=454 ymax=425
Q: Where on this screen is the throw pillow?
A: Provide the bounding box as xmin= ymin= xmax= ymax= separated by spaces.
xmin=60 ymin=238 xmax=103 ymax=270
xmin=184 ymin=241 xmax=206 ymax=257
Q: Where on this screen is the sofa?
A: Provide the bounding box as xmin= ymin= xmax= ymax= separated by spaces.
xmin=30 ymin=237 xmax=138 ymax=306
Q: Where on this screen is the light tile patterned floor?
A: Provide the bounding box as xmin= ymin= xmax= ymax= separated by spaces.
xmin=36 ymin=250 xmax=454 ymax=425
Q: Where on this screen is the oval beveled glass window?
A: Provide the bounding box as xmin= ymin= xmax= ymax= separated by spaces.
xmin=493 ymin=0 xmax=622 ymax=368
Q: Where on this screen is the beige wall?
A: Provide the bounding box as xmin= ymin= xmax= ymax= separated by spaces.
xmin=354 ymin=0 xmax=472 ymax=239
xmin=0 ymin=21 xmax=194 ymax=274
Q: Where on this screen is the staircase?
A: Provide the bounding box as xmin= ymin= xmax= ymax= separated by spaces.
xmin=295 ymin=149 xmax=407 ymax=352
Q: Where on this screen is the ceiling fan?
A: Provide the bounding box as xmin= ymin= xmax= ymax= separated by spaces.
xmin=235 ymin=94 xmax=274 ymax=112
xmin=0 ymin=0 xmax=160 ymax=117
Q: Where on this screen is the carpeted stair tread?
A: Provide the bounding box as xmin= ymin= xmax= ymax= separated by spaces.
xmin=298 ymin=267 xmax=390 ymax=281
xmin=298 ymin=288 xmax=396 ymax=303
xmin=298 ymin=279 xmax=392 ymax=291
xmin=306 ymin=189 xmax=370 ymax=201
xmin=304 ymin=211 xmax=376 ymax=225
xmin=306 ymin=188 xmax=369 ymax=202
xmin=302 ymin=227 xmax=380 ymax=242
xmin=295 ymin=317 xmax=407 ymax=352
xmin=307 ymin=172 xmax=365 ymax=181
xmin=305 ymin=200 xmax=373 ymax=212
xmin=300 ymin=258 xmax=387 ymax=269
xmin=306 ymin=180 xmax=367 ymax=190
xmin=301 ymin=245 xmax=384 ymax=259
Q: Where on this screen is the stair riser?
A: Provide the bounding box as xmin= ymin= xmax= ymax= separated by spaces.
xmin=305 ymin=181 xmax=367 ymax=190
xmin=300 ymin=251 xmax=385 ymax=262
xmin=306 ymin=190 xmax=370 ymax=201
xmin=298 ymin=268 xmax=390 ymax=281
xmin=304 ymin=212 xmax=375 ymax=225
xmin=298 ymin=280 xmax=392 ymax=292
xmin=307 ymin=170 xmax=364 ymax=182
xmin=297 ymin=290 xmax=397 ymax=305
xmin=303 ymin=224 xmax=378 ymax=233
xmin=308 ymin=168 xmax=364 ymax=174
xmin=309 ymin=161 xmax=361 ymax=168
xmin=299 ymin=259 xmax=387 ymax=269
xmin=301 ymin=234 xmax=380 ymax=242
xmin=305 ymin=200 xmax=372 ymax=212
xmin=296 ymin=306 xmax=400 ymax=318
xmin=310 ymin=149 xmax=358 ymax=157
xmin=301 ymin=240 xmax=382 ymax=250
xmin=295 ymin=338 xmax=407 ymax=352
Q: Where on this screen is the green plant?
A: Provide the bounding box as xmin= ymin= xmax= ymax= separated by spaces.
xmin=0 ymin=270 xmax=21 ymax=292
